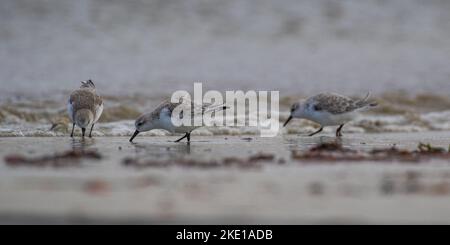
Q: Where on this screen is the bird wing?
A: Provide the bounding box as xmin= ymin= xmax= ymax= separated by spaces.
xmin=93 ymin=101 xmax=103 ymax=124
xmin=67 ymin=99 xmax=74 ymax=122
xmin=94 ymin=95 xmax=103 ymax=122
xmin=155 ymin=99 xmax=224 ymax=119
xmin=69 ymin=90 xmax=96 ymax=110
xmin=309 ymin=93 xmax=357 ymax=114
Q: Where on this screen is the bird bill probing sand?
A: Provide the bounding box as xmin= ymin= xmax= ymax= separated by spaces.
xmin=67 ymin=80 xmax=104 ymax=138
xmin=283 ymin=92 xmax=377 ymax=137
xmin=129 ymin=100 xmax=228 ymax=143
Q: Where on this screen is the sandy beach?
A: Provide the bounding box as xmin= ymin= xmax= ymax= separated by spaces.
xmin=1 ymin=132 xmax=450 ymax=224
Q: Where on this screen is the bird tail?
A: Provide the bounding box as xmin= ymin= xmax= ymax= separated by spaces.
xmin=176 ymin=96 xmax=229 ymax=114
xmin=80 ymin=79 xmax=95 ymax=89
xmin=204 ymin=104 xmax=229 ymax=113
xmin=356 ymin=92 xmax=378 ymax=108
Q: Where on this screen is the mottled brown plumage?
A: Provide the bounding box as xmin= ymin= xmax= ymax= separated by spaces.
xmin=306 ymin=92 xmax=375 ymax=115
xmin=69 ymin=89 xmax=103 ymax=117
xmin=67 ymin=80 xmax=104 ymax=137
xmin=146 ymin=99 xmax=216 ymax=121
xmin=131 ymin=99 xmax=227 ymax=143
xmin=285 ymin=92 xmax=377 ymax=137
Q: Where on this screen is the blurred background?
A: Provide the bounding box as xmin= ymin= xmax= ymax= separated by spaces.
xmin=1 ymin=0 xmax=450 ymax=97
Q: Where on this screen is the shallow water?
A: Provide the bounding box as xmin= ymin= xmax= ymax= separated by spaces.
xmin=1 ymin=92 xmax=450 ymax=137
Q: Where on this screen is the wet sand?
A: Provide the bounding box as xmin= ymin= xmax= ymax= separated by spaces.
xmin=1 ymin=132 xmax=450 ymax=224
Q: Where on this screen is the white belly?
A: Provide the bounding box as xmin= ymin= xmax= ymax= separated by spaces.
xmin=305 ymin=110 xmax=356 ymax=126
xmin=158 ymin=115 xmax=199 ymax=134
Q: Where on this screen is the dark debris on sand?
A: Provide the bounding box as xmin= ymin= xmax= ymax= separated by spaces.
xmin=292 ymin=142 xmax=450 ymax=163
xmin=124 ymin=141 xmax=450 ymax=169
xmin=123 ymin=153 xmax=277 ymax=169
xmin=4 ymin=150 xmax=102 ymax=168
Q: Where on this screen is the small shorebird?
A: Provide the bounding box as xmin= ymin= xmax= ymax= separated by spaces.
xmin=67 ymin=80 xmax=104 ymax=138
xmin=129 ymin=100 xmax=227 ymax=143
xmin=283 ymin=92 xmax=377 ymax=137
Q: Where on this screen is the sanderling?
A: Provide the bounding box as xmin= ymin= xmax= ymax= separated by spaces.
xmin=129 ymin=99 xmax=227 ymax=143
xmin=67 ymin=80 xmax=104 ymax=138
xmin=283 ymin=92 xmax=377 ymax=137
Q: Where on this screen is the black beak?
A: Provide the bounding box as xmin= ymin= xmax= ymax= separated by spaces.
xmin=129 ymin=130 xmax=140 ymax=143
xmin=283 ymin=115 xmax=293 ymax=127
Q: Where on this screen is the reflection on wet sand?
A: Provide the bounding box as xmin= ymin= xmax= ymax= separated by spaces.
xmin=70 ymin=138 xmax=96 ymax=152
xmin=131 ymin=141 xmax=192 ymax=157
xmin=284 ymin=135 xmax=345 ymax=151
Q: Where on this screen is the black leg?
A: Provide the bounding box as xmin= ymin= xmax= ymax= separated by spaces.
xmin=175 ymin=133 xmax=188 ymax=142
xmin=89 ymin=124 xmax=95 ymax=138
xmin=82 ymin=128 xmax=86 ymax=138
xmin=308 ymin=127 xmax=323 ymax=136
xmin=70 ymin=123 xmax=75 ymax=137
xmin=186 ymin=132 xmax=191 ymax=143
xmin=336 ymin=124 xmax=344 ymax=137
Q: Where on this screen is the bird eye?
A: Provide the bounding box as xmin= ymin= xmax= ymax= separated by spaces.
xmin=137 ymin=122 xmax=144 ymax=127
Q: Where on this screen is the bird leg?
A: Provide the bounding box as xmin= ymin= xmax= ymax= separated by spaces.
xmin=336 ymin=124 xmax=344 ymax=137
xmin=70 ymin=123 xmax=75 ymax=138
xmin=308 ymin=127 xmax=323 ymax=137
xmin=175 ymin=132 xmax=189 ymax=142
xmin=89 ymin=124 xmax=95 ymax=138
xmin=175 ymin=132 xmax=192 ymax=143
xmin=82 ymin=128 xmax=86 ymax=138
